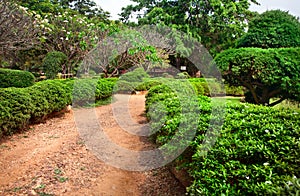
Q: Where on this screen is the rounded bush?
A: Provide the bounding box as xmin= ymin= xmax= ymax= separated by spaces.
xmin=0 ymin=68 xmax=35 ymax=88
xmin=215 ymin=47 xmax=300 ymax=105
xmin=119 ymin=67 xmax=150 ymax=83
xmin=42 ymin=51 xmax=67 ymax=79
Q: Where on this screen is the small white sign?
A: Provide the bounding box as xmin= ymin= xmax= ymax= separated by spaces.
xmin=180 ymin=66 xmax=186 ymax=71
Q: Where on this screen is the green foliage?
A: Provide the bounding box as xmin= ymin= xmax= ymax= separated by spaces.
xmin=0 ymin=68 xmax=35 ymax=88
xmin=18 ymin=0 xmax=61 ymax=15
xmin=72 ymin=78 xmax=115 ymax=106
xmin=0 ymin=88 xmax=33 ymax=136
xmin=134 ymin=78 xmax=163 ymax=91
xmin=225 ymin=85 xmax=244 ymax=96
xmin=33 ymin=80 xmax=70 ymax=113
xmin=145 ymin=84 xmax=300 ymax=195
xmin=215 ymin=47 xmax=300 ymax=105
xmin=237 ymin=10 xmax=300 ymax=48
xmin=57 ymin=0 xmax=110 ymax=19
xmin=188 ymin=104 xmax=300 ymax=195
xmin=0 ymin=78 xmax=117 ymax=137
xmin=146 ymin=80 xmax=200 ymax=158
xmin=119 ymin=68 xmax=150 ymax=83
xmin=42 ymin=51 xmax=67 ymax=79
xmin=176 ymin=72 xmax=190 ymax=79
xmin=115 ymin=68 xmax=151 ymax=93
xmin=121 ymin=0 xmax=258 ymax=55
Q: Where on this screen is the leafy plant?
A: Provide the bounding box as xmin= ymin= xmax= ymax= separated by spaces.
xmin=145 ymin=83 xmax=300 ymax=195
xmin=42 ymin=51 xmax=67 ymax=79
xmin=215 ymin=47 xmax=300 ymax=106
xmin=0 ymin=78 xmax=117 ymax=137
xmin=0 ymin=68 xmax=35 ymax=88
xmin=237 ymin=10 xmax=300 ymax=48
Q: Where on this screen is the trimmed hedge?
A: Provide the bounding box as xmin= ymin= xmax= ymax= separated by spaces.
xmin=0 ymin=78 xmax=117 ymax=137
xmin=72 ymin=78 xmax=116 ymax=106
xmin=146 ymin=84 xmax=300 ymax=195
xmin=0 ymin=68 xmax=35 ymax=88
xmin=189 ymin=78 xmax=244 ymax=96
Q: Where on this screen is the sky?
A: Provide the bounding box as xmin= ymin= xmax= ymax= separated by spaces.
xmin=95 ymin=0 xmax=300 ymax=21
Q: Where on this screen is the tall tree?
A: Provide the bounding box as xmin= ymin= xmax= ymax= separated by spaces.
xmin=18 ymin=0 xmax=61 ymax=15
xmin=55 ymin=0 xmax=110 ymax=19
xmin=237 ymin=9 xmax=300 ymax=48
xmin=120 ymin=0 xmax=258 ymax=55
xmin=0 ymin=0 xmax=40 ymax=57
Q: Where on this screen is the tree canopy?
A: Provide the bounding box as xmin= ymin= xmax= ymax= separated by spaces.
xmin=120 ymin=0 xmax=259 ymax=55
xmin=0 ymin=0 xmax=40 ymax=56
xmin=237 ymin=10 xmax=300 ymax=48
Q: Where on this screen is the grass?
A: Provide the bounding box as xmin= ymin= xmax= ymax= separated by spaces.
xmin=274 ymin=99 xmax=300 ymax=111
xmin=214 ymin=96 xmax=300 ymax=111
xmin=213 ymin=96 xmax=242 ymax=105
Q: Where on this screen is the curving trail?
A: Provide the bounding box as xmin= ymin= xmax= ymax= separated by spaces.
xmin=0 ymin=94 xmax=185 ymax=196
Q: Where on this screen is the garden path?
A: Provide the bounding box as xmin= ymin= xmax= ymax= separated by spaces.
xmin=0 ymin=94 xmax=185 ymax=195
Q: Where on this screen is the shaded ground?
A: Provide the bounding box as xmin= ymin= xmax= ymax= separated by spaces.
xmin=0 ymin=94 xmax=186 ymax=195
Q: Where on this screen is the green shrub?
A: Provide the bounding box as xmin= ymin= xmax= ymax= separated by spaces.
xmin=95 ymin=79 xmax=115 ymax=100
xmin=135 ymin=79 xmax=163 ymax=91
xmin=188 ymin=78 xmax=223 ymax=96
xmin=114 ymin=80 xmax=135 ymax=93
xmin=188 ymin=104 xmax=299 ymax=195
xmin=225 ymin=84 xmax=244 ymax=96
xmin=0 ymin=88 xmax=33 ymax=135
xmin=33 ymin=80 xmax=69 ymax=113
xmin=145 ymin=84 xmax=300 ymax=195
xmin=119 ymin=67 xmax=150 ymax=83
xmin=190 ymin=82 xmax=205 ymax=95
xmin=0 ymin=78 xmax=117 ymax=136
xmin=215 ymin=47 xmax=300 ymax=105
xmin=188 ymin=78 xmax=244 ymax=97
xmin=42 ymin=51 xmax=67 ymax=79
xmin=71 ymin=78 xmax=116 ymax=106
xmin=0 ymin=68 xmax=35 ymax=88
xmin=176 ymin=72 xmax=190 ymax=79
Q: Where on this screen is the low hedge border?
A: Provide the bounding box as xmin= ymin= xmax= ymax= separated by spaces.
xmin=0 ymin=78 xmax=117 ymax=137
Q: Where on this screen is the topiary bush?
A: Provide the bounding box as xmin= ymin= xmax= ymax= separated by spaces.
xmin=134 ymin=78 xmax=163 ymax=91
xmin=72 ymin=78 xmax=116 ymax=106
xmin=33 ymin=80 xmax=70 ymax=113
xmin=188 ymin=104 xmax=300 ymax=195
xmin=0 ymin=68 xmax=35 ymax=88
xmin=215 ymin=47 xmax=300 ymax=105
xmin=42 ymin=51 xmax=67 ymax=79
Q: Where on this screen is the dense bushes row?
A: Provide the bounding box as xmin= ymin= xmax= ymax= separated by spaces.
xmin=0 ymin=68 xmax=35 ymax=88
xmin=0 ymin=78 xmax=117 ymax=137
xmin=189 ymin=78 xmax=244 ymax=96
xmin=146 ymin=84 xmax=300 ymax=195
xmin=115 ymin=68 xmax=162 ymax=93
xmin=116 ymin=67 xmax=243 ymax=96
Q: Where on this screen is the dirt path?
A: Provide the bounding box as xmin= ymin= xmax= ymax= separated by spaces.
xmin=0 ymin=94 xmax=185 ymax=196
